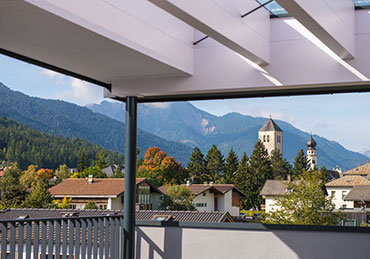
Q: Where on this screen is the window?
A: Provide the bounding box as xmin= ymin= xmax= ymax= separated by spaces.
xmin=331 ymin=191 xmax=336 ymax=199
xmin=69 ymin=204 xmax=76 ymax=209
xmin=202 ymin=192 xmax=207 ymax=196
xmin=263 ymin=135 xmax=266 ymax=142
xmin=267 ymin=135 xmax=270 ymax=142
xmin=99 ymin=205 xmax=107 ymax=210
xmin=195 ymin=203 xmax=207 ymax=207
xmin=342 ymin=204 xmax=347 ymax=209
xmin=342 ymin=191 xmax=347 ymax=199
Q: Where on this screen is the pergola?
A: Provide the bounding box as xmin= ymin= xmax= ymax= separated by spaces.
xmin=1 ymin=0 xmax=370 ymax=258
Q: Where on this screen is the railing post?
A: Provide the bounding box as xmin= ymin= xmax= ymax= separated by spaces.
xmin=124 ymin=96 xmax=137 ymax=259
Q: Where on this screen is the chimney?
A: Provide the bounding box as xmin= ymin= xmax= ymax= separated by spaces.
xmin=210 ymin=181 xmax=214 ymax=186
xmin=88 ymin=175 xmax=93 ymax=184
xmin=287 ymin=174 xmax=291 ymax=182
xmin=186 ymin=180 xmax=191 ymax=186
xmin=204 ymin=182 xmax=208 ymax=186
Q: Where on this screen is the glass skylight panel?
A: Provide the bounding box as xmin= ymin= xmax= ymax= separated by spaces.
xmin=354 ymin=0 xmax=370 ymax=7
xmin=255 ymin=0 xmax=288 ymax=16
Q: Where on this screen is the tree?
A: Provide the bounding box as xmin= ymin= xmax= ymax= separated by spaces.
xmin=36 ymin=168 xmax=54 ymax=180
xmin=270 ymin=149 xmax=292 ymax=180
xmin=19 ymin=164 xmax=38 ymax=189
xmin=80 ymin=166 xmax=107 ymax=178
xmin=0 ymin=164 xmax=27 ymax=207
xmin=53 ymin=196 xmax=72 ymax=209
xmin=160 ymin=185 xmax=195 ymax=211
xmin=233 ymin=152 xmax=249 ymax=209
xmin=23 ymin=179 xmax=53 ymax=208
xmin=220 ymin=148 xmax=238 ymax=184
xmin=205 ymin=145 xmax=224 ymax=182
xmin=85 ymin=201 xmax=98 ymax=210
xmin=264 ymin=170 xmax=343 ymax=225
xmin=112 ymin=165 xmax=124 ymax=178
xmin=246 ymin=140 xmax=272 ymax=209
xmin=187 ymin=147 xmax=209 ymax=184
xmin=96 ymin=150 xmax=108 ymax=170
xmin=77 ymin=151 xmax=87 ymax=173
xmin=293 ymin=149 xmax=308 ymax=179
xmin=138 ymin=147 xmax=187 ymax=187
xmin=55 ymin=164 xmax=71 ymax=180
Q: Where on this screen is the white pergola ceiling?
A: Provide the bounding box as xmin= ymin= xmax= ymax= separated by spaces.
xmin=1 ymin=0 xmax=370 ymax=101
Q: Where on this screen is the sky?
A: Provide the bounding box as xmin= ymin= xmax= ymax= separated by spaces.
xmin=1 ymin=54 xmax=370 ymax=154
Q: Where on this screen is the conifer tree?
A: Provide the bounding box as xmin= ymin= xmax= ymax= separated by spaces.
xmin=220 ymin=148 xmax=239 ymax=184
xmin=205 ymin=145 xmax=224 ymax=182
xmin=270 ymin=149 xmax=292 ymax=180
xmin=0 ymin=164 xmax=27 ymax=207
xmin=292 ymin=149 xmax=308 ymax=179
xmin=96 ymin=150 xmax=108 ymax=170
xmin=77 ymin=151 xmax=87 ymax=173
xmin=246 ymin=140 xmax=272 ymax=209
xmin=187 ymin=147 xmax=209 ymax=184
xmin=233 ymin=152 xmax=249 ymax=208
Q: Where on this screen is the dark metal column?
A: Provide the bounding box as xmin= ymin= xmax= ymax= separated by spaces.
xmin=123 ymin=96 xmax=137 ymax=259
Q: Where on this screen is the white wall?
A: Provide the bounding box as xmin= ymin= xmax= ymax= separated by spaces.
xmin=223 ymin=190 xmax=233 ymax=215
xmin=193 ymin=191 xmax=214 ymax=212
xmin=112 ymin=195 xmax=124 ymax=210
xmin=265 ymin=196 xmax=282 ymax=213
xmin=326 ymin=187 xmax=354 ymax=209
xmin=136 ymin=225 xmax=370 ymax=259
xmin=150 ymin=193 xmax=162 ymax=210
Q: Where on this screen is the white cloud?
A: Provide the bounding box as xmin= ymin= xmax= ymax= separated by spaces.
xmin=41 ymin=69 xmax=64 ymax=79
xmin=143 ymin=103 xmax=172 ymax=109
xmin=237 ymin=104 xmax=296 ymax=124
xmin=54 ymin=78 xmax=103 ymax=106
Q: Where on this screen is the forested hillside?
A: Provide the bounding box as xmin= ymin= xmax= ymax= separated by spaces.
xmin=0 ymin=83 xmax=193 ymax=164
xmin=0 ymin=117 xmax=125 ymax=170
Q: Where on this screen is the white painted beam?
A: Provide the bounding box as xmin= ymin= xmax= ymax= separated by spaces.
xmin=275 ymin=0 xmax=355 ymax=59
xmin=149 ymin=0 xmax=270 ymax=65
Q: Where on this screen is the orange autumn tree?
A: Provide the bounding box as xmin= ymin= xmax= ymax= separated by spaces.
xmin=36 ymin=168 xmax=54 ymax=180
xmin=138 ymin=147 xmax=188 ymax=187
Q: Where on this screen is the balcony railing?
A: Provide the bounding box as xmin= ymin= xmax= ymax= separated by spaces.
xmin=0 ymin=214 xmax=123 ymax=259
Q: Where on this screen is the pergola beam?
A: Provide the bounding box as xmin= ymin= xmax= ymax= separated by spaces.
xmin=275 ymin=0 xmax=355 ymax=59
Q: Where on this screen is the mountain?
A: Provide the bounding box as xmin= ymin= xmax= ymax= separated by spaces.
xmin=0 ymin=117 xmax=125 ymax=170
xmin=363 ymin=150 xmax=370 ymax=158
xmin=88 ymin=101 xmax=369 ymax=171
xmin=0 ymin=83 xmax=193 ymax=164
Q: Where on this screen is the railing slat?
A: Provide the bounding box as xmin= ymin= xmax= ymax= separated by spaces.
xmin=47 ymin=220 xmax=54 ymax=259
xmin=121 ymin=216 xmax=124 ymax=258
xmin=55 ymin=220 xmax=61 ymax=259
xmin=25 ymin=222 xmax=31 ymax=259
xmin=104 ymin=218 xmax=109 ymax=259
xmin=115 ymin=218 xmax=119 ymax=258
xmin=81 ymin=219 xmax=86 ymax=259
xmin=93 ymin=218 xmax=98 ymax=259
xmin=9 ymin=222 xmax=16 ymax=259
xmin=62 ymin=220 xmax=68 ymax=259
xmin=99 ymin=218 xmax=104 ymax=259
xmin=1 ymin=222 xmax=7 ymax=259
xmin=75 ymin=220 xmax=80 ymax=259
xmin=110 ymin=218 xmax=114 ymax=258
xmin=87 ymin=219 xmax=92 ymax=259
xmin=33 ymin=221 xmax=39 ymax=259
xmin=40 ymin=221 xmax=47 ymax=259
xmin=68 ymin=220 xmax=74 ymax=258
xmin=18 ymin=222 xmax=24 ymax=259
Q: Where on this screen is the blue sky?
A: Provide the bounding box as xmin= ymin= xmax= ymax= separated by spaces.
xmin=1 ymin=54 xmax=370 ymax=154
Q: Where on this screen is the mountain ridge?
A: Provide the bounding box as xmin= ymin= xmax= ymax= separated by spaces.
xmin=88 ymin=100 xmax=368 ymax=171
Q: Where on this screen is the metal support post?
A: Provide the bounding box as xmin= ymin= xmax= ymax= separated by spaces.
xmin=123 ymin=96 xmax=137 ymax=259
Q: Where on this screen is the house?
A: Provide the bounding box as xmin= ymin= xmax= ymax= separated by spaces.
xmin=49 ymin=177 xmax=163 ymax=210
xmin=260 ymin=180 xmax=294 ymax=213
xmin=344 ymin=185 xmax=370 ymax=210
xmin=102 ymin=165 xmax=125 ymax=177
xmin=159 ymin=183 xmax=246 ymax=217
xmin=342 ymin=162 xmax=370 ymax=178
xmin=325 ymin=175 xmax=370 ymax=209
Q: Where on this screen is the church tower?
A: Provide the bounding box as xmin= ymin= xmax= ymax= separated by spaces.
xmin=258 ymin=117 xmax=283 ymax=156
xmin=306 ymin=134 xmax=317 ymax=170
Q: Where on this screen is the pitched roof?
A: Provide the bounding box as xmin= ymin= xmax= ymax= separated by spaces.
xmin=343 ymin=162 xmax=370 ymax=176
xmin=325 ymin=175 xmax=370 ymax=187
xmin=159 ymin=184 xmax=246 ymax=197
xmin=260 ymin=180 xmax=288 ymax=196
xmin=259 ymin=118 xmax=282 ymax=132
xmin=344 ymin=186 xmax=370 ymax=202
xmin=0 ymin=208 xmax=233 ymax=223
xmin=49 ymin=178 xmax=149 ymax=197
